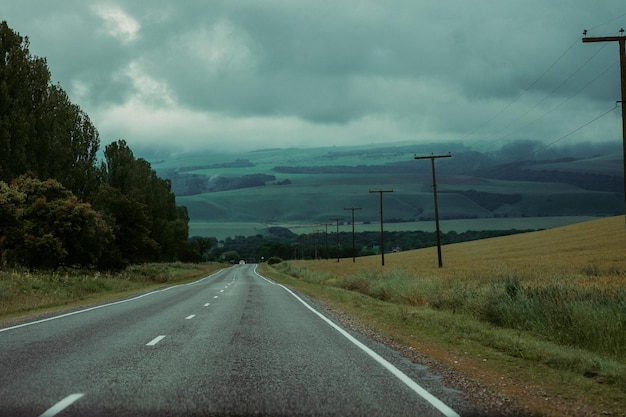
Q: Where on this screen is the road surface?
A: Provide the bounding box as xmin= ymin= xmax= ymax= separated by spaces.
xmin=0 ymin=264 xmax=470 ymax=416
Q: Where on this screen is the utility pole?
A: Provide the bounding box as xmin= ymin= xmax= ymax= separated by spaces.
xmin=369 ymin=189 xmax=393 ymax=266
xmin=344 ymin=207 xmax=362 ymax=262
xmin=582 ymin=29 xmax=626 ymax=227
xmin=330 ymin=218 xmax=343 ymax=262
xmin=414 ymin=153 xmax=452 ymax=268
xmin=314 ymin=229 xmax=322 ymax=260
xmin=321 ymin=223 xmax=331 ymax=259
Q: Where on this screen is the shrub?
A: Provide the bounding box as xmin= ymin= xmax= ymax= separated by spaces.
xmin=267 ymin=256 xmax=283 ymax=265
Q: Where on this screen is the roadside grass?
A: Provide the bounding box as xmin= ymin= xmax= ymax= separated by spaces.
xmin=259 ymin=215 xmax=626 ymax=416
xmin=0 ymin=262 xmax=224 ymax=321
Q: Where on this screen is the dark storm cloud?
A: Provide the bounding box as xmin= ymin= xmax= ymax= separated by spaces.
xmin=1 ymin=0 xmax=625 ymax=151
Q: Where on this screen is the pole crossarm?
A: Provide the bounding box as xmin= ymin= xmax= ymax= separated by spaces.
xmin=413 ymin=153 xmax=452 ymax=161
xmin=582 ymin=36 xmax=625 ymax=43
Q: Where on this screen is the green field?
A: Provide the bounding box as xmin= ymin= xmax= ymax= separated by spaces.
xmin=149 ymin=143 xmax=624 ymax=236
xmin=189 ymin=216 xmax=598 ymax=240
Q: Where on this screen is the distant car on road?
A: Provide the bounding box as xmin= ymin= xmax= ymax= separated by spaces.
xmin=239 ymin=260 xmax=245 ymax=265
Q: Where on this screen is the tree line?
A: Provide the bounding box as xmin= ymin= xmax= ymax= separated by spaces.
xmin=0 ymin=21 xmax=194 ymax=270
xmin=208 ymin=228 xmax=534 ymax=263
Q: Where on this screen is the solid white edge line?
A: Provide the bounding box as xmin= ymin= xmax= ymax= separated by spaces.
xmin=253 ymin=265 xmax=460 ymax=417
xmin=146 ymin=335 xmax=166 ymax=346
xmin=39 ymin=393 xmax=84 ymax=417
xmin=0 ymin=269 xmax=229 ymax=334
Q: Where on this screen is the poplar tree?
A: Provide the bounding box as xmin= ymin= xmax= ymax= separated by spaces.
xmin=0 ymin=21 xmax=100 ymax=200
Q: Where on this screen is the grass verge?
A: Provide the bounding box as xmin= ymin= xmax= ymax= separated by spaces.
xmin=0 ymin=262 xmax=224 ymax=323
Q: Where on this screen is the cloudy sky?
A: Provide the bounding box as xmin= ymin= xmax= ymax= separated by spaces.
xmin=2 ymin=1 xmax=625 ymax=154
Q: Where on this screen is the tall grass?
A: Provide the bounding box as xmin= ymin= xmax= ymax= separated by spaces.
xmin=0 ymin=263 xmax=223 ymax=317
xmin=273 ymin=262 xmax=626 ymax=360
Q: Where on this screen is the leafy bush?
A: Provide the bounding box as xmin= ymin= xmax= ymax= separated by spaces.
xmin=267 ymin=256 xmax=283 ymax=265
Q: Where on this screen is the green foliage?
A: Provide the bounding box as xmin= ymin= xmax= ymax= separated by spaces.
xmin=0 ymin=22 xmax=100 ymax=200
xmin=221 ymin=250 xmax=241 ymax=263
xmin=267 ymin=256 xmax=283 ymax=265
xmin=97 ymin=140 xmax=189 ymax=265
xmin=0 ymin=176 xmax=113 ymax=269
xmin=0 ymin=22 xmax=190 ymax=270
xmin=91 ymin=184 xmax=157 ymax=268
xmin=187 ymin=236 xmax=214 ymax=262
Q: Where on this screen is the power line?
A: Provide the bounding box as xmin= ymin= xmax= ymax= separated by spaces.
xmin=587 ymin=13 xmax=626 ymax=32
xmin=485 ymin=43 xmax=610 ymax=142
xmin=493 ymin=104 xmax=619 ymax=170
xmin=463 ymin=36 xmax=583 ymax=140
xmin=499 ymin=62 xmax=618 ymax=143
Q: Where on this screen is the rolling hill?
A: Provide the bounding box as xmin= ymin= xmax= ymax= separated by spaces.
xmin=145 ymin=141 xmax=624 ymax=239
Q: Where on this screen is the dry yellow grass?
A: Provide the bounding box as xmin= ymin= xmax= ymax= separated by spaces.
xmin=289 ymin=215 xmax=626 ymax=287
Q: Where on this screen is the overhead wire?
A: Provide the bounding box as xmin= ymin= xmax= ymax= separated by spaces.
xmin=586 ymin=12 xmax=626 ymax=32
xmin=462 ymin=35 xmax=583 ymax=141
xmin=526 ymin=104 xmax=620 ymax=156
xmin=500 ymin=61 xmax=619 ymax=143
xmin=491 ymin=103 xmax=620 ymax=172
xmin=464 ymin=12 xmax=626 ymax=148
xmin=506 ymin=15 xmax=626 ymax=157
xmin=490 ymin=42 xmax=611 ymax=142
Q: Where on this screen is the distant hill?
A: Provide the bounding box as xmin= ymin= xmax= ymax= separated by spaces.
xmin=144 ymin=141 xmax=624 ymax=238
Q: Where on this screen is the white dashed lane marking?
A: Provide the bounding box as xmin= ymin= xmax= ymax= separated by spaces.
xmin=146 ymin=335 xmax=166 ymax=346
xmin=185 ymin=315 xmax=195 ymax=320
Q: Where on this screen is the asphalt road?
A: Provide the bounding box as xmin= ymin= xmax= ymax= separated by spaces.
xmin=0 ymin=264 xmax=469 ymax=416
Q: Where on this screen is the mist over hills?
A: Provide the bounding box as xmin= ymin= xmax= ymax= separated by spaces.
xmin=144 ymin=140 xmax=624 ymax=237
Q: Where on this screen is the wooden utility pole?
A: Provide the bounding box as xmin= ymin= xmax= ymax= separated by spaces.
xmin=414 ymin=153 xmax=452 ymax=268
xmin=313 ymin=229 xmax=322 ymax=260
xmin=369 ymin=189 xmax=393 ymax=266
xmin=344 ymin=207 xmax=362 ymax=262
xmin=582 ymin=29 xmax=626 ymax=226
xmin=321 ymin=223 xmax=331 ymax=259
xmin=330 ymin=217 xmax=343 ymax=262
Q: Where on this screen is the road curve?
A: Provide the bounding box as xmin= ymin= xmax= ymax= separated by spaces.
xmin=0 ymin=264 xmax=470 ymax=416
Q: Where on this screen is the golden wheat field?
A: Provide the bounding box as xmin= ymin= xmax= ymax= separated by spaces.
xmin=289 ymin=215 xmax=626 ymax=287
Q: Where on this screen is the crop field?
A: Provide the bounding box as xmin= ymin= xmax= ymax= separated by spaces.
xmin=262 ymin=215 xmax=626 ymax=416
xmin=189 ymin=216 xmax=597 ymax=240
xmin=281 ymin=215 xmax=626 ymax=283
xmin=189 ymin=221 xmax=270 ymax=239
